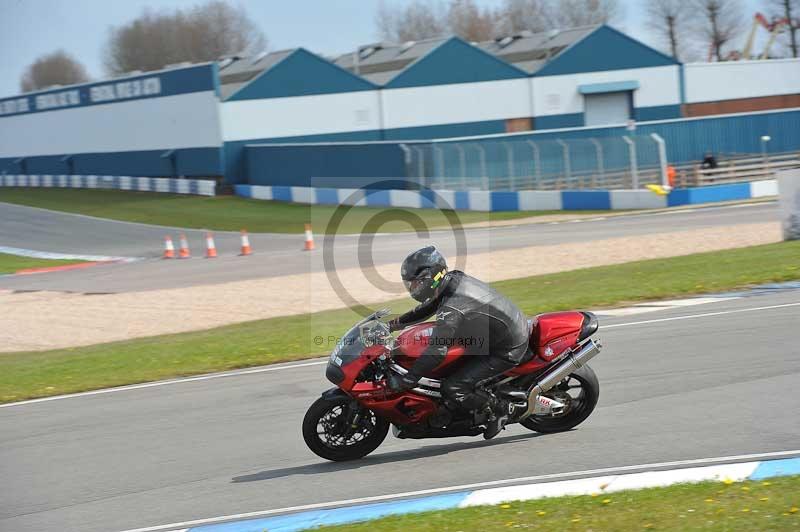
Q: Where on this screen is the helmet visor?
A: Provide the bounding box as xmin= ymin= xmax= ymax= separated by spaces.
xmin=403 ymin=278 xmax=427 ymax=298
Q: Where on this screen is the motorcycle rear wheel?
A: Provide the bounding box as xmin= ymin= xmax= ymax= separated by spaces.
xmin=520 ymin=364 xmax=599 ymax=434
xmin=303 ymin=396 xmax=389 ymax=461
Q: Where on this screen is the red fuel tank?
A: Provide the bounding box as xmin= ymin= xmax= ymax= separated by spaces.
xmin=394 ymin=322 xmax=465 ymax=376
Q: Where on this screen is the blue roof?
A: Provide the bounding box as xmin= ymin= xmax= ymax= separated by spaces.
xmin=385 ymin=37 xmax=529 ymax=89
xmin=535 ymin=25 xmax=680 ymax=77
xmin=226 ymin=48 xmax=375 ymax=101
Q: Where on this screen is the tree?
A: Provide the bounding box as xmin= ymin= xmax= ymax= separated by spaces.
xmin=20 ymin=50 xmax=89 ymax=92
xmin=693 ymin=0 xmax=745 ymax=61
xmin=374 ymin=0 xmax=622 ymax=45
xmin=644 ymin=0 xmax=691 ymax=60
xmin=499 ymin=0 xmax=554 ymax=34
xmin=551 ymin=0 xmax=624 ymax=28
xmin=104 ymin=1 xmax=266 ymax=76
xmin=375 ymin=1 xmax=448 ymax=42
xmin=763 ymin=0 xmax=799 ymax=57
xmin=446 ymin=0 xmax=502 ymax=42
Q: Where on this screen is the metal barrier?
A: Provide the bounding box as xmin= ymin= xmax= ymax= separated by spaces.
xmin=405 ymin=134 xmax=666 ymax=191
xmin=403 ymin=133 xmax=799 ymax=192
xmin=670 ymin=152 xmax=800 ymax=187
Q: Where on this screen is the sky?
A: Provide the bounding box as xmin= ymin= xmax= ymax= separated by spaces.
xmin=0 ymin=0 xmax=764 ymax=98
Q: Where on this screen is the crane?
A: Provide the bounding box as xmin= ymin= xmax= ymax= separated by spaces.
xmin=739 ymin=12 xmax=790 ymax=60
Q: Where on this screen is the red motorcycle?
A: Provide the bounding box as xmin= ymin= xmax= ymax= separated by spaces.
xmin=303 ymin=308 xmax=602 ymax=461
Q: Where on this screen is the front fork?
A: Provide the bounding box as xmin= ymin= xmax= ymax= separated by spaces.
xmin=341 ymin=399 xmax=363 ymax=440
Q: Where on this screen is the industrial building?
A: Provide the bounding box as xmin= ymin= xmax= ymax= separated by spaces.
xmin=1 ymin=24 xmax=798 ymax=186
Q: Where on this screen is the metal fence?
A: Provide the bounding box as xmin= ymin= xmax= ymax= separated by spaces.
xmin=404 ymin=133 xmax=668 ymax=191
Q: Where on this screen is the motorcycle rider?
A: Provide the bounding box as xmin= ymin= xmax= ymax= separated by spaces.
xmin=386 ymin=246 xmax=530 ymax=439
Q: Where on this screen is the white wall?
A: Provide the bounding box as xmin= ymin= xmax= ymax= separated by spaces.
xmin=0 ymin=91 xmax=221 ymax=158
xmin=221 ymin=91 xmax=382 ymax=141
xmin=532 ymin=65 xmax=681 ymax=117
xmin=685 ymin=59 xmax=800 ymax=103
xmin=381 ymin=78 xmax=532 ymax=129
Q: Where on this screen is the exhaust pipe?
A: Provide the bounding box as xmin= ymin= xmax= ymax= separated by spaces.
xmin=521 ymin=338 xmax=602 ymax=419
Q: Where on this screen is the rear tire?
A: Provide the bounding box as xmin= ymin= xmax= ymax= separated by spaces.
xmin=520 ymin=364 xmax=599 ymax=434
xmin=302 ymin=395 xmax=389 ymax=462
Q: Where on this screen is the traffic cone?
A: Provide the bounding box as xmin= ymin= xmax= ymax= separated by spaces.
xmin=163 ymin=235 xmax=175 ymax=259
xmin=239 ymin=229 xmax=252 ymax=256
xmin=205 ymin=232 xmax=218 ymax=258
xmin=178 ymin=233 xmax=191 ymax=258
xmin=303 ymin=223 xmax=315 ymax=251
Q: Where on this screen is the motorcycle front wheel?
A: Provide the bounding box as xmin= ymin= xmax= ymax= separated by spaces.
xmin=302 ymin=395 xmax=389 ymax=461
xmin=520 ymin=364 xmax=599 ymax=434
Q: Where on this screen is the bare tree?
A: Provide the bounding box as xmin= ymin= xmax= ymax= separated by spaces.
xmin=375 ymin=0 xmax=448 ymax=42
xmin=552 ymin=0 xmax=624 ymax=28
xmin=693 ymin=0 xmax=745 ymax=61
xmin=104 ymin=1 xmax=267 ymax=76
xmin=645 ymin=0 xmax=691 ymax=59
xmin=20 ymin=50 xmax=89 ymax=92
xmin=447 ymin=0 xmax=503 ymax=41
xmin=499 ymin=0 xmax=555 ymax=34
xmin=375 ymin=0 xmax=623 ymax=45
xmin=764 ymin=0 xmax=799 ymax=57
xmin=184 ymin=1 xmax=267 ymax=61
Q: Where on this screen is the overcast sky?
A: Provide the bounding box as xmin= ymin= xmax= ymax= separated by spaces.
xmin=1 ymin=0 xmax=763 ymax=98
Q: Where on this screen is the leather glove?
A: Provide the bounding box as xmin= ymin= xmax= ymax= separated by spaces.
xmin=387 ymin=371 xmax=418 ymax=393
xmin=387 ymin=318 xmax=403 ymax=333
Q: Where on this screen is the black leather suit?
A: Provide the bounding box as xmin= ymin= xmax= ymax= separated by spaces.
xmin=395 ymin=271 xmax=529 ymax=412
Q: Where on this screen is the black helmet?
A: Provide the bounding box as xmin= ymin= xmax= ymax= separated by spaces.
xmin=401 ymin=246 xmax=448 ymax=302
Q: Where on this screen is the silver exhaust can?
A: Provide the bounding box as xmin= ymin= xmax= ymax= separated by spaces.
xmin=521 ymin=338 xmax=602 ymax=419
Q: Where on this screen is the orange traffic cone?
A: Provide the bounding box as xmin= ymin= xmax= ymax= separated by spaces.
xmin=205 ymin=232 xmax=218 ymax=258
xmin=178 ymin=233 xmax=191 ymax=259
xmin=163 ymin=235 xmax=175 ymax=259
xmin=239 ymin=229 xmax=252 ymax=256
xmin=303 ymin=223 xmax=315 ymax=251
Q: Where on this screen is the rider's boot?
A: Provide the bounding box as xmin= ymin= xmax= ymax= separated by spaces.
xmin=483 ymin=397 xmax=512 ymax=440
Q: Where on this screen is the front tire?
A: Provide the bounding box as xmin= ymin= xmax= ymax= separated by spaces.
xmin=302 ymin=395 xmax=389 ymax=461
xmin=520 ymin=364 xmax=599 ymax=434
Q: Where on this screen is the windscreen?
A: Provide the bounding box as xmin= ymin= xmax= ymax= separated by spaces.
xmin=328 ymin=324 xmax=363 ymax=368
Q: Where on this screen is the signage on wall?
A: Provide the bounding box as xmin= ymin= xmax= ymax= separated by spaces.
xmin=0 ymin=63 xmax=216 ymax=118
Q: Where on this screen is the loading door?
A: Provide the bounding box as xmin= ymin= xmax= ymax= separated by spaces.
xmin=584 ymin=91 xmax=631 ymax=126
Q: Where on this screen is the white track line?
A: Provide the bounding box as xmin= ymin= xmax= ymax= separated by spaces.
xmin=2 ymin=301 xmax=797 ymax=409
xmin=0 ymin=360 xmax=327 ymax=409
xmin=0 ymin=245 xmax=134 ymax=262
xmin=604 ymin=302 xmax=800 ymax=329
xmin=117 ymin=449 xmax=800 ymax=532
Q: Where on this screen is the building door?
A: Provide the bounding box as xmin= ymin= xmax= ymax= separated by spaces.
xmin=584 ymin=91 xmax=631 ymax=126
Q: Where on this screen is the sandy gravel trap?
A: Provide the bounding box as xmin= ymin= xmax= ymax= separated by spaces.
xmin=0 ymin=221 xmax=782 ymax=352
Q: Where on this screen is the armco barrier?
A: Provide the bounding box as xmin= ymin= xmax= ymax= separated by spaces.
xmin=235 ymin=179 xmax=777 ymax=211
xmin=0 ymin=174 xmax=216 ymax=196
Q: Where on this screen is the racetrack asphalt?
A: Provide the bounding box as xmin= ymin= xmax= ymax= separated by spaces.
xmin=0 ymin=200 xmax=780 ymax=293
xmin=2 ymin=289 xmax=798 ymax=532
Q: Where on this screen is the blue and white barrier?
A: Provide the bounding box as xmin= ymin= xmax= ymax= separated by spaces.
xmin=185 ymin=455 xmax=800 ymax=532
xmin=0 ymin=174 xmax=216 ymax=196
xmin=235 ymin=179 xmax=777 ymax=212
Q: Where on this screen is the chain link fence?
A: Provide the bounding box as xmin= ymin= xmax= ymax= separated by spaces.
xmin=404 ymin=134 xmax=667 ymax=191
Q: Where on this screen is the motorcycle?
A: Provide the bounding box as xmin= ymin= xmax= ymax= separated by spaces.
xmin=303 ymin=308 xmax=602 ymax=461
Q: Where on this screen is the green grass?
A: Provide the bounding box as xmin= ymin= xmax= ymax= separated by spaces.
xmin=0 ymin=188 xmax=564 ymax=234
xmin=316 ymin=476 xmax=800 ymax=531
xmin=0 ymin=253 xmax=85 ymax=274
xmin=1 ymin=241 xmax=798 ymax=403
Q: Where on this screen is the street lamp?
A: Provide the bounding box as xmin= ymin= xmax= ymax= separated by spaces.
xmin=760 ymin=135 xmax=772 ymax=173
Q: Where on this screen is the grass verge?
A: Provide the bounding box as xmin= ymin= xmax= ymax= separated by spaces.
xmin=316 ymin=475 xmax=800 ymax=531
xmin=0 ymin=253 xmax=85 ymax=274
xmin=1 ymin=241 xmax=799 ymax=403
xmin=0 ymin=188 xmax=567 ymax=234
